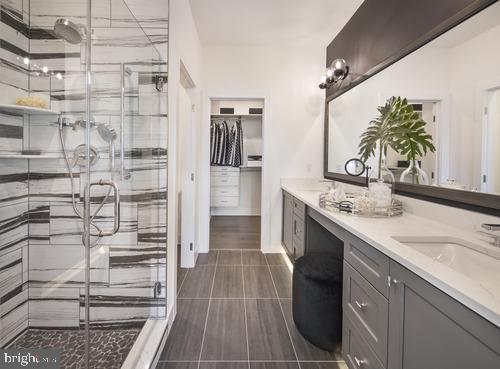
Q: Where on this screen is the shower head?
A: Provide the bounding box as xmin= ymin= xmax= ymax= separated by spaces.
xmin=54 ymin=19 xmax=85 ymax=44
xmin=97 ymin=124 xmax=117 ymax=143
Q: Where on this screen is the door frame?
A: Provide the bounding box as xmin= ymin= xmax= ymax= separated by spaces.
xmin=199 ymin=92 xmax=271 ymax=254
xmin=481 ymin=85 xmax=500 ymax=193
xmin=177 ymin=62 xmax=197 ymax=268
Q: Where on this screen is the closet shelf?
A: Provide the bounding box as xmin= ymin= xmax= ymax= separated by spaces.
xmin=211 ymin=114 xmax=262 ymax=119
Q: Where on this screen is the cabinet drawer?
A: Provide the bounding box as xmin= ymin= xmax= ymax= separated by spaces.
xmin=343 ymin=319 xmax=384 ymax=369
xmin=292 ymin=197 xmax=306 ymax=220
xmin=344 ymin=261 xmax=388 ymax=365
xmin=211 ymin=186 xmax=239 ymax=197
xmin=211 ymin=196 xmax=239 ymax=207
xmin=293 ymin=214 xmax=305 ymax=242
xmin=211 ymin=166 xmax=240 ymax=174
xmin=344 ymin=234 xmax=390 ymax=298
xmin=211 ymin=175 xmax=240 ymax=187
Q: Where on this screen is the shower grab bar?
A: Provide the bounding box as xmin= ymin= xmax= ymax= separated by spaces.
xmin=85 ymin=179 xmax=121 ymax=237
xmin=120 ymin=63 xmax=125 ymax=180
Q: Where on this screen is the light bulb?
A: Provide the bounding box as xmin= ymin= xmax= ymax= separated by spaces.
xmin=56 ymin=73 xmax=63 ymax=80
xmin=23 ymin=57 xmax=30 ymax=65
xmin=326 ymin=68 xmax=335 ymax=84
xmin=42 ymin=66 xmax=48 ymax=73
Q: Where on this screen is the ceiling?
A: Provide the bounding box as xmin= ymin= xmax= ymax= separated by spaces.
xmin=189 ymin=0 xmax=363 ymax=46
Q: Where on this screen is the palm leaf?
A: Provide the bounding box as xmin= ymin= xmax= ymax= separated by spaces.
xmin=358 ymin=96 xmax=436 ymax=175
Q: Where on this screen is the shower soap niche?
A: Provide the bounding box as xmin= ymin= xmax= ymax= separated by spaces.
xmin=0 ymin=103 xmax=60 ymax=116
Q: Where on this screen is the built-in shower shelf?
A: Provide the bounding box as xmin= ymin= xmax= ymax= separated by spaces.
xmin=0 ymin=154 xmax=60 ymax=160
xmin=0 ymin=104 xmax=61 ymax=116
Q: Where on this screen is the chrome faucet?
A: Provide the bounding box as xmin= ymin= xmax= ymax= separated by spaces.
xmin=480 ymin=224 xmax=500 ymax=247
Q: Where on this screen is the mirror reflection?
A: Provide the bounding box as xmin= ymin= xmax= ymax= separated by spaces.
xmin=327 ymin=2 xmax=500 ymax=195
xmin=345 ymin=158 xmax=366 ymax=177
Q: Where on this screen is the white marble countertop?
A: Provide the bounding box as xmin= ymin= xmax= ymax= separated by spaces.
xmin=282 ymin=183 xmax=500 ymax=327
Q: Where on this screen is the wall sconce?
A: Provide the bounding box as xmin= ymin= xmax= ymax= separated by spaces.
xmin=319 ymin=58 xmax=349 ymax=89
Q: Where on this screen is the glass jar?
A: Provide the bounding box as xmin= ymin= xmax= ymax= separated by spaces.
xmin=400 ymin=160 xmax=429 ymax=185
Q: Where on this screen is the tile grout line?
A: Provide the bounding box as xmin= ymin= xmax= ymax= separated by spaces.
xmin=177 ymin=267 xmax=189 ymax=297
xmin=196 ymin=250 xmax=219 ymax=369
xmin=265 ymin=254 xmax=302 ymax=369
xmin=241 ymin=251 xmax=250 ymax=369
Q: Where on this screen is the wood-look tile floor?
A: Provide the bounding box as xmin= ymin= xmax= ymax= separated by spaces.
xmin=209 ymin=216 xmax=261 ymax=250
xmin=159 ymin=250 xmax=346 ymax=369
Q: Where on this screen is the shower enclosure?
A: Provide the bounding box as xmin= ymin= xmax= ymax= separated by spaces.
xmin=0 ymin=0 xmax=168 ymax=368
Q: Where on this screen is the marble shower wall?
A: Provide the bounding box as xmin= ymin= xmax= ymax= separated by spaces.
xmin=0 ymin=0 xmax=31 ymax=347
xmin=0 ymin=0 xmax=168 ymax=346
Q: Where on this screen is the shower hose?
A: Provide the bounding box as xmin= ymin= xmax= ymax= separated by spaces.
xmin=58 ymin=119 xmax=114 ymax=248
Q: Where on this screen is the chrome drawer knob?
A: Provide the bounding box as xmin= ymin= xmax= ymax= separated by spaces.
xmin=355 ymin=300 xmax=367 ymax=310
xmin=354 ymin=356 xmax=365 ymax=367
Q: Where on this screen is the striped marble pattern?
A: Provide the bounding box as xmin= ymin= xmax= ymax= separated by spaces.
xmin=0 ymin=0 xmax=168 ymax=347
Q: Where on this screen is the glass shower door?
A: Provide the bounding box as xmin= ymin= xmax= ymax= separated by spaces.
xmin=82 ymin=0 xmax=167 ymax=367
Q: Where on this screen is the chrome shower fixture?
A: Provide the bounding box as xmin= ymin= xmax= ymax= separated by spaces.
xmin=72 ymin=119 xmax=96 ymax=130
xmin=54 ymin=19 xmax=86 ymax=44
xmin=97 ymin=125 xmax=117 ymax=143
xmin=72 ymin=144 xmax=99 ymax=167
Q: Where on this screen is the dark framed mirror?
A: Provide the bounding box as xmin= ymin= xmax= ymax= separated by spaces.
xmin=324 ymin=0 xmax=500 ymax=216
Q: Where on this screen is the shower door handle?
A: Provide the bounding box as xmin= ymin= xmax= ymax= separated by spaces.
xmin=89 ymin=179 xmax=121 ymax=236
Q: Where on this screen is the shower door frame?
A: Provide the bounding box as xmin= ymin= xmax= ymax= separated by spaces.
xmin=83 ymin=0 xmax=92 ymax=367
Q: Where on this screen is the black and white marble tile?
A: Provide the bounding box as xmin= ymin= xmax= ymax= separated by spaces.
xmin=1 ymin=0 xmax=169 ymax=348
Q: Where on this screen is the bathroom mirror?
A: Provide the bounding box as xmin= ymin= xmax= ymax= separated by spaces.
xmin=325 ymin=1 xmax=500 ymax=214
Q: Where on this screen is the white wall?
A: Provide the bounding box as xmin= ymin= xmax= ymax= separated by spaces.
xmin=200 ymin=43 xmax=327 ymax=252
xmin=448 ymin=22 xmax=500 ymax=190
xmin=167 ymin=0 xmax=202 ymax=318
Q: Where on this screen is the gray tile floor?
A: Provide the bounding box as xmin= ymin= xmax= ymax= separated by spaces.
xmin=159 ymin=250 xmax=346 ymax=369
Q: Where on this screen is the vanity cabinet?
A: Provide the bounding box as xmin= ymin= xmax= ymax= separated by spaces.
xmin=282 ymin=191 xmax=306 ymax=262
xmin=343 ymin=233 xmax=500 ymax=369
xmin=280 ymin=189 xmax=500 ymax=369
xmin=387 ymin=261 xmax=500 ymax=369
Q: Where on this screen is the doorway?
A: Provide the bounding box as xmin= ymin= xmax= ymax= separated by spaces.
xmin=209 ymin=99 xmax=263 ymax=251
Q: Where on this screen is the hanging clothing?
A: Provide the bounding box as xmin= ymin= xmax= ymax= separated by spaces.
xmin=229 ymin=120 xmax=243 ymax=167
xmin=210 ymin=120 xmax=229 ymax=165
xmin=210 ymin=121 xmax=218 ymax=164
xmin=210 ymin=118 xmax=244 ymax=167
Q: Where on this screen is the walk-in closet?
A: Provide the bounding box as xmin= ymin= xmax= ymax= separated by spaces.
xmin=209 ymin=99 xmax=263 ymax=250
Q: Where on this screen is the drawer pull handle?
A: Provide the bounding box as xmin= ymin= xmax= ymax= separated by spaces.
xmin=354 ymin=356 xmax=365 ymax=367
xmin=355 ymin=300 xmax=367 ymax=310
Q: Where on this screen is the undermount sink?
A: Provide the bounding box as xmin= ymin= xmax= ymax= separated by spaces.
xmin=392 ymin=236 xmax=500 ymax=293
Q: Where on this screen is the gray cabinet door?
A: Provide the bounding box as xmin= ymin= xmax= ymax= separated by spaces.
xmin=282 ymin=192 xmax=294 ymax=258
xmin=343 ymin=261 xmax=389 ymax=365
xmin=388 ymin=261 xmax=500 ymax=369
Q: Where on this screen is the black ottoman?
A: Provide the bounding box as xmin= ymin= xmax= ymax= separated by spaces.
xmin=292 ymin=254 xmax=343 ymax=351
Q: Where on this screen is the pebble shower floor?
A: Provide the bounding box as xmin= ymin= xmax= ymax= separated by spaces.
xmin=10 ymin=328 xmax=141 ymax=369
